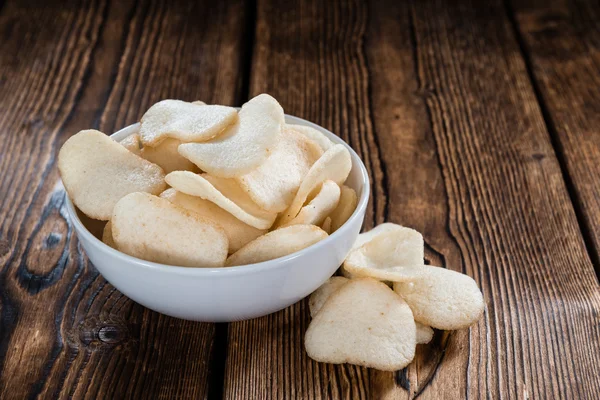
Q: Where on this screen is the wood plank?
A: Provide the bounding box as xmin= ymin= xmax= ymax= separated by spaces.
xmin=510 ymin=0 xmax=600 ymax=268
xmin=367 ymin=0 xmax=600 ymax=397
xmin=225 ymin=1 xmax=380 ymax=398
xmin=0 ymin=0 xmax=248 ymax=398
xmin=224 ymin=0 xmax=600 ymax=398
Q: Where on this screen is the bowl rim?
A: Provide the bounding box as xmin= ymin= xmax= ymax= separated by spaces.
xmin=65 ymin=113 xmax=370 ymax=276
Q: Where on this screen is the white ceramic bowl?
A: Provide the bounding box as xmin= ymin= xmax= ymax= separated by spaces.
xmin=65 ymin=115 xmax=369 ymax=322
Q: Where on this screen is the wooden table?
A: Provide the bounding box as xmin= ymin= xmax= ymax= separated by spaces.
xmin=1 ymin=0 xmax=599 ymax=398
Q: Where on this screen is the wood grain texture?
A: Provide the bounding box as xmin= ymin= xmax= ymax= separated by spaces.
xmin=366 ymin=0 xmax=600 ymax=397
xmin=2 ymin=0 xmax=600 ymax=398
xmin=225 ymin=0 xmax=600 ymax=399
xmin=0 ymin=0 xmax=248 ymax=398
xmin=511 ymin=0 xmax=600 ymax=269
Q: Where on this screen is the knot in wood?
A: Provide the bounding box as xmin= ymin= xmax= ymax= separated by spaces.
xmin=98 ymin=325 xmax=126 ymax=344
xmin=76 ymin=316 xmax=132 ymax=349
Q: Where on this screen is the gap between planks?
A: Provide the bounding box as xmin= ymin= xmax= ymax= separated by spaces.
xmin=207 ymin=0 xmax=258 ymax=396
xmin=503 ymin=0 xmax=600 ymax=278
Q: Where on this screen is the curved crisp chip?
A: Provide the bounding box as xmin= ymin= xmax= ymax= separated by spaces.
xmin=308 ymin=276 xmax=349 ymax=317
xmin=351 ymin=223 xmax=403 ymax=252
xmin=225 ymin=225 xmax=328 ymax=266
xmin=280 ymin=180 xmax=341 ymax=228
xmin=102 ymin=221 xmax=116 ymax=248
xmin=393 ymin=266 xmax=485 ymax=330
xmin=287 ymin=124 xmax=334 ymax=151
xmin=343 ymin=264 xmax=423 ymax=282
xmin=160 ymin=189 xmax=266 ymax=253
xmin=321 ymin=217 xmax=332 ymax=234
xmin=179 ymin=94 xmax=284 ymax=177
xmin=329 ymin=186 xmax=358 ymax=232
xmin=278 ymin=144 xmax=352 ymax=225
xmin=112 ymin=192 xmax=228 ymax=267
xmin=165 ymin=171 xmax=277 ymax=229
xmin=120 ymin=133 xmax=142 ymax=155
xmin=141 ymin=138 xmax=198 ymax=173
xmin=58 ymin=129 xmax=166 ymax=220
xmin=416 ymin=322 xmax=434 ymax=344
xmin=192 ymin=100 xmax=206 ymax=105
xmin=139 ymin=100 xmax=237 ymax=146
xmin=305 ymin=278 xmax=416 ymax=371
xmin=342 ymin=226 xmax=424 ymax=281
xmin=235 ymin=127 xmax=322 ymax=212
